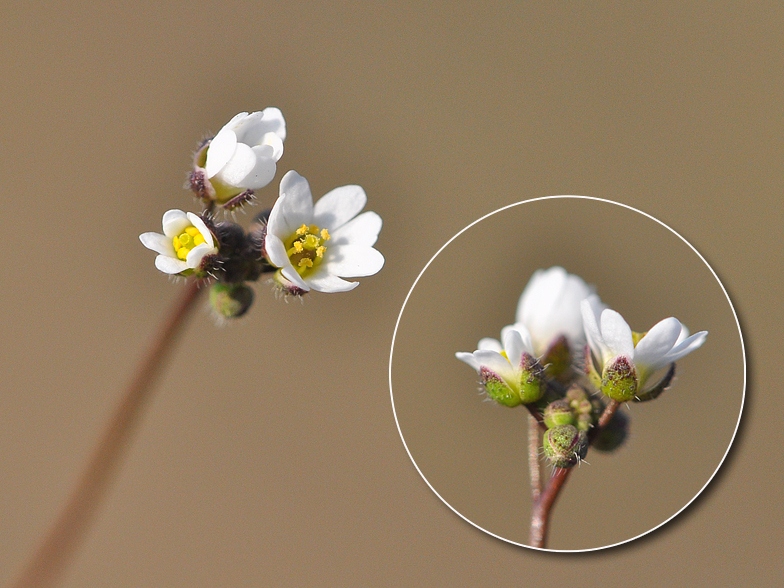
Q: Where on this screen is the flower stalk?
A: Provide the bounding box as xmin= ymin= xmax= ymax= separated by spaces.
xmin=9 ymin=280 xmax=204 ymax=588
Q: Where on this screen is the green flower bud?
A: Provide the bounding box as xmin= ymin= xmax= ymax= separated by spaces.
xmin=542 ymin=335 xmax=572 ymax=383
xmin=592 ymin=408 xmax=629 ymax=452
xmin=565 ymin=385 xmax=588 ymax=409
xmin=576 ymin=412 xmax=593 ymax=432
xmin=209 ymin=283 xmax=254 ymax=319
xmin=543 ymin=425 xmax=588 ymax=469
xmin=518 ymin=353 xmax=546 ymax=404
xmin=543 ymin=400 xmax=575 ymax=428
xmin=601 ymin=356 xmax=638 ymax=402
xmin=479 ymin=368 xmax=521 ymax=408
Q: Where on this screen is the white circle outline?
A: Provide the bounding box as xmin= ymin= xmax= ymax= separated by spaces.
xmin=387 ymin=196 xmax=746 ymax=553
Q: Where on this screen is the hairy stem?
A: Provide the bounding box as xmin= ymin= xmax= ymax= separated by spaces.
xmin=528 ymin=398 xmax=621 ymax=548
xmin=527 ymin=415 xmax=542 ymax=502
xmin=10 ymin=280 xmax=204 ymax=588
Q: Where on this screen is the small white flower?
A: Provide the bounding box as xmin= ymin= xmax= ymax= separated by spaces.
xmin=455 ymin=324 xmax=544 ymax=405
xmin=515 ymin=266 xmax=601 ymax=356
xmin=263 ymin=171 xmax=384 ymax=293
xmin=140 ymin=210 xmax=218 ymax=275
xmin=195 ymin=109 xmax=286 ymax=203
xmin=581 ymin=298 xmax=708 ymax=395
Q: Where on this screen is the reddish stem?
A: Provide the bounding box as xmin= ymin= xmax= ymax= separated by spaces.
xmin=9 ymin=280 xmax=204 ymax=588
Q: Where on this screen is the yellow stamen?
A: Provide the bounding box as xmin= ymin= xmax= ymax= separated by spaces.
xmin=316 ymin=246 xmax=326 ymax=258
xmin=172 ymin=236 xmax=182 ymax=250
xmin=193 ymin=234 xmax=205 ymax=246
xmin=177 ymin=248 xmax=188 ymax=260
xmin=320 ymin=228 xmax=330 ymax=240
xmin=185 ymin=227 xmax=199 ymax=237
xmin=298 ymin=258 xmax=314 ymax=268
xmin=309 ymin=225 xmax=319 ymax=234
xmin=293 ymin=241 xmax=304 ymax=253
xmin=296 ymin=224 xmax=309 ymax=236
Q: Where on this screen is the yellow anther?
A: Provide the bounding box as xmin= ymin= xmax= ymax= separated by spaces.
xmin=296 ymin=224 xmax=309 ymax=236
xmin=316 ymin=246 xmax=326 ymax=258
xmin=298 ymin=258 xmax=314 ymax=268
xmin=185 ymin=227 xmax=199 ymax=237
xmin=172 ymin=236 xmax=182 ymax=250
xmin=293 ymin=241 xmax=304 ymax=253
xmin=193 ymin=234 xmax=205 ymax=246
xmin=320 ymin=228 xmax=330 ymax=241
xmin=309 ymin=225 xmax=319 ymax=234
xmin=177 ymin=248 xmax=189 ymax=261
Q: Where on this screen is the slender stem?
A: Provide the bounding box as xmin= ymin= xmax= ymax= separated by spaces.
xmin=527 ymin=415 xmax=541 ymax=502
xmin=523 ymin=403 xmax=547 ymax=432
xmin=529 ymin=467 xmax=571 ymax=548
xmin=527 ymin=398 xmax=621 ymax=548
xmin=10 ymin=279 xmax=204 ymax=588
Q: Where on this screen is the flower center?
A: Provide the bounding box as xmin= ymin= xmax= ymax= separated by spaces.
xmin=172 ymin=226 xmax=206 ymax=260
xmin=285 ymin=224 xmax=330 ymax=275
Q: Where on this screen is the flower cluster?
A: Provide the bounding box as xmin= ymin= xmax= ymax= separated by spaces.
xmin=140 ymin=110 xmax=385 ymax=317
xmin=456 ymin=266 xmax=707 ymax=468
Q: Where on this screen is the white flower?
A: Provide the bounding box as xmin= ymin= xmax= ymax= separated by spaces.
xmin=515 ymin=266 xmax=600 ymax=356
xmin=195 ymin=109 xmax=286 ymax=203
xmin=140 ymin=210 xmax=218 ymax=275
xmin=263 ymin=170 xmax=384 ymax=293
xmin=455 ymin=324 xmax=544 ymax=405
xmin=581 ymin=298 xmax=708 ymax=397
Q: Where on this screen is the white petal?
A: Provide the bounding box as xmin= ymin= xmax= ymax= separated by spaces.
xmin=501 ymin=326 xmax=525 ymax=370
xmin=663 ymin=331 xmax=708 ymax=363
xmin=323 ymin=245 xmax=384 ymax=278
xmin=212 ymin=142 xmax=258 ymax=188
xmin=312 ymin=184 xmax=367 ymax=231
xmin=257 ymin=132 xmax=284 ymax=161
xmin=139 ymin=232 xmax=175 ymax=257
xmin=187 ymin=213 xmax=215 ymax=248
xmin=161 ymin=210 xmax=189 ymax=237
xmin=303 ymin=268 xmax=359 ymax=293
xmin=185 ymin=243 xmax=215 ymax=269
xmin=278 ymin=171 xmax=314 ymax=234
xmin=600 ymin=309 xmax=634 ymax=359
xmin=330 ymin=211 xmax=383 ymax=247
xmin=516 ymin=267 xmax=567 ymax=327
xmin=473 ymin=350 xmax=516 ymax=385
xmin=477 ymin=338 xmax=503 ymax=352
xmin=205 ymin=127 xmax=238 ymax=178
xmin=223 ymin=112 xmax=250 ymax=130
xmin=633 ymin=317 xmax=683 ymax=371
xmin=581 ymin=298 xmax=608 ymax=361
xmin=155 ymin=255 xmax=188 ymax=275
xmin=234 ymin=108 xmax=286 ymax=144
xmin=510 ymin=322 xmax=535 ymax=356
xmin=280 ymin=266 xmax=310 ymax=291
xmin=456 ymin=351 xmax=481 ymax=372
xmin=264 ymin=234 xmax=289 ymax=268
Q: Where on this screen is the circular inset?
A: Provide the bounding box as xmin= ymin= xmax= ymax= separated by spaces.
xmin=389 ymin=197 xmax=745 ymax=552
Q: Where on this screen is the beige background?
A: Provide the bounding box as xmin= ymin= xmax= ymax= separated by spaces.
xmin=0 ymin=1 xmax=779 ymax=586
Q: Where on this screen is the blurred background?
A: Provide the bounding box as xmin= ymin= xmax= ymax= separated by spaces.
xmin=0 ymin=1 xmax=779 ymax=586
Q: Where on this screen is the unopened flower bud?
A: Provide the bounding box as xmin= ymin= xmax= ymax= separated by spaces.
xmin=543 ymin=424 xmax=588 ymax=469
xmin=209 ymin=283 xmax=254 ymax=319
xmin=601 ymin=355 xmax=638 ymax=402
xmin=543 ymin=400 xmax=575 ymax=428
xmin=565 ymin=385 xmax=589 ymax=409
xmin=542 ymin=335 xmax=572 ymax=382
